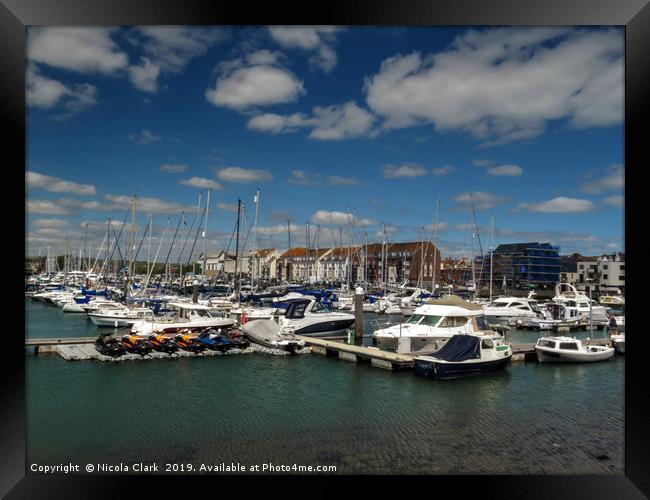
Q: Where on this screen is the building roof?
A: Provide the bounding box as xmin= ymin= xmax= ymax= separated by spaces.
xmin=494 ymin=242 xmax=560 ymax=254
xmin=278 ymin=247 xmax=330 ymax=259
xmin=252 ymin=248 xmax=279 ymax=258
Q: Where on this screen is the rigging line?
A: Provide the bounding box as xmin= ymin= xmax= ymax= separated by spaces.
xmin=161 ymin=214 xmax=184 ymax=280
xmin=139 ymin=218 xmax=169 ymax=294
xmin=184 ymin=204 xmax=206 ymax=269
xmin=130 ymin=218 xmax=152 ymax=272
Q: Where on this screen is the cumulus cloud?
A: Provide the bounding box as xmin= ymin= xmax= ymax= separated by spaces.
xmin=603 ymin=195 xmax=624 ymax=207
xmin=310 ymin=210 xmax=376 ymax=226
xmin=27 ymin=65 xmax=98 ymax=114
xmin=287 ymin=170 xmax=320 ymax=186
xmin=179 ymin=177 xmax=223 ymax=190
xmin=247 ymin=101 xmax=376 ymax=140
xmin=31 ymin=218 xmax=71 ymax=228
xmin=27 ymin=199 xmax=73 ymax=215
xmin=217 ymin=202 xmax=238 ymax=212
xmin=268 ymin=26 xmax=341 ymax=73
xmin=518 ymin=196 xmax=595 ymax=213
xmin=364 ymin=28 xmax=623 ymax=145
xmin=432 ymin=165 xmax=455 ymax=176
xmin=581 ymin=164 xmax=624 ymax=194
xmin=454 ymin=192 xmax=509 ymax=210
xmin=381 ymin=163 xmax=427 ymax=179
xmin=129 ymin=27 xmax=227 ymax=93
xmin=327 ymin=176 xmax=361 ymax=186
xmin=129 ymin=129 xmax=161 ymax=145
xmin=206 ymin=50 xmax=305 ymax=110
xmin=28 ymin=27 xmax=129 ymax=74
xmin=486 ymin=164 xmax=523 ymax=176
xmin=102 ymin=194 xmax=194 ymax=214
xmin=159 ymin=163 xmax=188 ymax=173
xmin=26 ymin=171 xmax=96 ymax=195
xmin=216 ymin=167 xmax=273 ymax=183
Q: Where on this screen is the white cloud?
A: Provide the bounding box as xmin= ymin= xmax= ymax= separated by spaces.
xmin=129 ymin=129 xmax=161 ymax=145
xmin=26 ymin=171 xmax=96 ymax=195
xmin=381 ymin=163 xmax=427 ymax=179
xmin=432 ymin=165 xmax=455 ymax=176
xmin=102 ymin=194 xmax=194 ymax=214
xmin=247 ymin=101 xmax=376 ymax=140
xmin=454 ymin=192 xmax=509 ymax=210
xmin=27 ymin=65 xmax=98 ymax=114
xmin=518 ymin=196 xmax=595 ymax=213
xmin=128 ymin=57 xmax=161 ymax=93
xmin=581 ymin=164 xmax=624 ymax=194
xmin=31 ymin=218 xmax=71 ymax=228
xmin=27 ymin=199 xmax=72 ymax=215
xmin=328 ymin=176 xmax=361 ymax=186
xmin=28 ymin=27 xmax=128 ymax=74
xmin=179 ymin=177 xmax=223 ymax=190
xmin=364 ymin=28 xmax=623 ymax=145
xmin=287 ymin=170 xmax=320 ymax=186
xmin=486 ymin=164 xmax=523 ymax=176
xmin=603 ymin=195 xmax=624 ymax=207
xmin=129 ymin=27 xmax=227 ymax=93
xmin=159 ymin=163 xmax=188 ymax=173
xmin=310 ymin=210 xmax=376 ymax=226
xmin=268 ymin=26 xmax=341 ymax=73
xmin=206 ymin=50 xmax=305 ymax=110
xmin=217 ymin=202 xmax=238 ymax=212
xmin=216 ymin=167 xmax=273 ymax=183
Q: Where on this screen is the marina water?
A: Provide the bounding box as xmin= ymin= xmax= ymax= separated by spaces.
xmin=26 ymin=300 xmax=624 ymax=474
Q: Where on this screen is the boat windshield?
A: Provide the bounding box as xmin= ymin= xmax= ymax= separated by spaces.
xmin=487 ymin=302 xmax=506 ymax=307
xmin=311 ymin=301 xmax=333 ymax=314
xmin=406 ymin=314 xmax=443 ymax=326
xmin=475 ymin=315 xmax=491 ymax=330
xmin=529 ymin=301 xmax=542 ymax=313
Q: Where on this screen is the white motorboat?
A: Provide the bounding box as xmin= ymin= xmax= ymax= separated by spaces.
xmin=552 ymin=283 xmax=608 ymax=326
xmin=276 ymin=295 xmax=355 ymax=337
xmin=413 ymin=334 xmax=513 ymax=379
xmin=373 ymin=295 xmax=503 ymax=354
xmin=130 ymin=302 xmax=235 ymax=335
xmin=241 ymin=319 xmax=305 ymax=352
xmin=482 ymin=295 xmax=544 ymax=326
xmin=88 ymin=307 xmax=156 ymax=327
xmin=534 ymin=336 xmax=614 ymax=362
xmin=517 ymin=304 xmax=582 ymax=330
xmin=610 ymin=334 xmax=625 ymax=354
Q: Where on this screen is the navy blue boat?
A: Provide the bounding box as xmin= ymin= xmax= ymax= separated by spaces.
xmin=413 ymin=335 xmax=512 ymax=380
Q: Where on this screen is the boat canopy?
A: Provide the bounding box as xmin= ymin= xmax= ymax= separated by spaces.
xmin=423 ymin=295 xmax=484 ymax=310
xmin=432 ymin=335 xmax=481 ymax=361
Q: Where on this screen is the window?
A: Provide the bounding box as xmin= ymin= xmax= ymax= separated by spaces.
xmin=481 ymin=338 xmax=494 ymax=349
xmin=602 ymin=265 xmax=608 ymax=270
xmin=619 ymin=276 xmax=625 ymax=281
xmin=620 ymin=265 xmax=625 ymax=270
xmin=539 ymin=339 xmax=556 ymax=348
xmin=439 ymin=316 xmax=469 ymax=327
xmin=559 ymin=342 xmax=579 ymax=350
xmin=603 ymin=275 xmax=608 ymax=280
xmin=420 ymin=315 xmax=443 ymax=326
xmin=475 ymin=316 xmax=490 ymax=330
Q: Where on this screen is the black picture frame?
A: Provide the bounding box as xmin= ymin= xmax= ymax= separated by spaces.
xmin=5 ymin=0 xmax=647 ymax=497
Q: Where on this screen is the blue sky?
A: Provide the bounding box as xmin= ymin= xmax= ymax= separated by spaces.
xmin=26 ymin=26 xmax=624 ymax=260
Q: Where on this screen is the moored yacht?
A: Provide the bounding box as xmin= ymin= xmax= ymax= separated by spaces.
xmin=373 ymin=295 xmax=502 ymax=354
xmin=552 ymin=283 xmax=608 ymax=326
xmin=275 ymin=294 xmax=355 ymax=337
xmin=130 ymin=302 xmax=235 ymax=335
xmin=482 ymin=295 xmax=544 ymax=326
xmin=534 ymin=336 xmax=614 ymax=362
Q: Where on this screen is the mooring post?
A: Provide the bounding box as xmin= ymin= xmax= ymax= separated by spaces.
xmin=192 ymin=279 xmax=199 ymax=303
xmin=354 ymin=285 xmax=364 ymax=345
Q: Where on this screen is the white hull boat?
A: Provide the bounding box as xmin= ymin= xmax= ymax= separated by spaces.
xmin=534 ymin=336 xmax=614 ymax=362
xmin=241 ymin=320 xmax=305 ymax=352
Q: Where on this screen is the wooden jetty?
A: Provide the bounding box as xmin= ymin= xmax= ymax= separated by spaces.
xmin=26 ymin=337 xmax=96 ymax=355
xmin=295 ymin=335 xmax=414 ymax=371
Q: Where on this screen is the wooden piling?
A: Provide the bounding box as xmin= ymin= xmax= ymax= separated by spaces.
xmin=354 ymin=291 xmax=364 ymax=346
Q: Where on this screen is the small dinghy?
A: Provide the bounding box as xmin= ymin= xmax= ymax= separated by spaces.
xmin=534 ymin=336 xmax=614 ymax=363
xmin=413 ymin=334 xmax=513 ymax=380
xmin=241 ymin=319 xmax=305 ymax=352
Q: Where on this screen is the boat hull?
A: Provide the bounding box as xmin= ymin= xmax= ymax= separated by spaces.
xmin=614 ymin=340 xmax=625 ymax=354
xmin=89 ymin=315 xmax=135 ymax=327
xmin=293 ymin=318 xmax=355 ymax=337
xmin=534 ymin=346 xmax=615 ymax=362
xmin=414 ymin=355 xmax=511 ymax=380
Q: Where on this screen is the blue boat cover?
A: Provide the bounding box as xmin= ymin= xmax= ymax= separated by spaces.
xmin=433 ymin=335 xmax=480 ymax=362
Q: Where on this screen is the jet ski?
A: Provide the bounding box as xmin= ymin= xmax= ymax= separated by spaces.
xmin=121 ymin=334 xmax=153 ymax=357
xmin=174 ymin=333 xmax=206 ymax=354
xmin=94 ymin=334 xmax=127 ymax=358
xmin=195 ymin=329 xmax=251 ymax=352
xmin=147 ymin=333 xmax=179 ymax=355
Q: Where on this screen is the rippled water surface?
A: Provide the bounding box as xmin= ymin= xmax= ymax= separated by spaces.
xmin=26 ymin=300 xmax=624 ymax=474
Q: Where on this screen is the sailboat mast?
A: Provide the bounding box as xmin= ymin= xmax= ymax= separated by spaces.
xmin=432 ymin=198 xmax=440 ymax=293
xmin=202 ymin=190 xmax=211 ymax=286
xmin=251 ymin=189 xmax=260 ymax=288
xmin=287 ymin=219 xmax=292 ymax=282
xmin=234 ymin=199 xmax=241 ymax=303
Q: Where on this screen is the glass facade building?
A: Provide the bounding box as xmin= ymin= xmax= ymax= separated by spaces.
xmin=475 ymin=242 xmax=561 ymax=291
